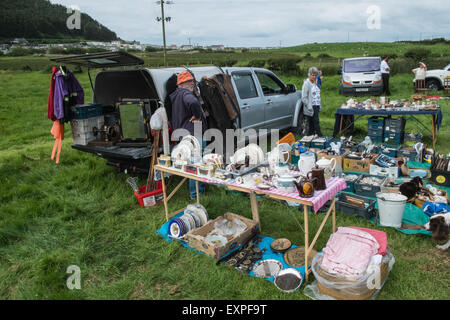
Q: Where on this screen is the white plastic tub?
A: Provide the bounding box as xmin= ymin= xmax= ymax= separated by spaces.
xmin=376 ymin=192 xmax=407 ymax=228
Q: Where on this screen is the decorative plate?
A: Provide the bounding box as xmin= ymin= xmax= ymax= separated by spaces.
xmin=252 ymin=259 xmax=283 ymax=278
xmin=283 ymin=246 xmax=318 ymax=268
xmin=205 ymin=235 xmax=227 ymax=247
xmin=270 ymin=238 xmax=292 ymax=253
xmin=169 ymin=220 xmax=182 ymax=238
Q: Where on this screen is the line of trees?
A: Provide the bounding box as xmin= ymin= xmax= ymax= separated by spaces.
xmin=0 ymin=0 xmax=118 ymax=41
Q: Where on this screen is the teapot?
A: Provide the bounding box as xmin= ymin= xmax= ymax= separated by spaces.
xmin=298 ymin=151 xmax=316 ymax=177
xmin=293 ymin=177 xmax=316 ymax=198
xmin=276 ymin=174 xmax=296 ymax=193
xmin=316 ymin=157 xmax=336 ymax=180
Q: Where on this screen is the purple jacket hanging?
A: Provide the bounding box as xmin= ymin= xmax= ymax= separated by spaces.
xmin=53 ymin=70 xmax=84 ymax=120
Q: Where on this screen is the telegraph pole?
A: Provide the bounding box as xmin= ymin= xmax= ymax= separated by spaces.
xmin=156 ymin=1 xmax=172 ymax=66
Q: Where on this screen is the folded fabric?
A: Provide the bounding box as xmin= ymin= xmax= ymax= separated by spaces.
xmin=347 ymin=226 xmax=388 ymax=256
xmin=321 ymin=227 xmax=380 ymax=277
xmin=422 ymin=202 xmax=450 ymax=217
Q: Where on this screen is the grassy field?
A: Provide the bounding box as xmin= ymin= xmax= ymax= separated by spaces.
xmin=0 ymin=57 xmax=449 ymax=300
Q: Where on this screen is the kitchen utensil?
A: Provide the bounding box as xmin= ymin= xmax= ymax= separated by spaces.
xmin=316 ymin=157 xmax=336 ymax=180
xmin=293 ymin=177 xmax=316 ymax=198
xmin=252 ymin=259 xmax=283 ymax=278
xmin=298 ymin=151 xmax=316 ymax=177
xmin=308 ymin=166 xmax=326 ymax=190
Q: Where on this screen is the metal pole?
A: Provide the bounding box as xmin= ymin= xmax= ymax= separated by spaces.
xmin=160 ymin=0 xmax=167 ymax=66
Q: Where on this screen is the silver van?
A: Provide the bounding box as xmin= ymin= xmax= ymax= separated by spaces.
xmin=339 ymin=57 xmax=383 ymax=96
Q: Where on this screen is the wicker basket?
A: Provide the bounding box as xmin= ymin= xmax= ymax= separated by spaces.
xmin=316 ymin=261 xmax=390 ymax=300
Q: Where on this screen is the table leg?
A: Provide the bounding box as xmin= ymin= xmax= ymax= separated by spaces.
xmin=339 ymin=115 xmax=344 ymax=135
xmin=432 ymin=114 xmax=437 ymax=149
xmin=332 ymin=197 xmax=336 ymax=233
xmin=195 ymin=180 xmax=200 ymax=204
xmin=160 ymin=171 xmax=169 ymax=222
xmin=250 ymin=191 xmax=261 ymax=232
xmin=304 ymin=205 xmax=309 ymax=280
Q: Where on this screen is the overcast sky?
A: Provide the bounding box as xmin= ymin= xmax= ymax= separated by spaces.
xmin=51 ymin=0 xmax=450 ymax=47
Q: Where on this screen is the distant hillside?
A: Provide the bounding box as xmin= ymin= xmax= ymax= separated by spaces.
xmin=0 ymin=0 xmax=118 ymax=42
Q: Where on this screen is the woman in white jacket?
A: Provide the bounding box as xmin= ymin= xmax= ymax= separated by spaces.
xmin=301 ymin=67 xmax=323 ymax=137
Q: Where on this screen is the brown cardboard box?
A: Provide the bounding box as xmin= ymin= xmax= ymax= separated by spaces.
xmin=343 ymin=154 xmax=378 ymax=173
xmin=317 ymin=151 xmax=349 ymax=168
xmin=184 ymin=212 xmax=259 ymax=260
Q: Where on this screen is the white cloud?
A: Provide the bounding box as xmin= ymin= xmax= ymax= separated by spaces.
xmin=50 ymin=0 xmax=450 ymax=46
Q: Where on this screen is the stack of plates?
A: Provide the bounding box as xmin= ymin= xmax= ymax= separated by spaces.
xmin=168 ymin=204 xmax=209 ymax=238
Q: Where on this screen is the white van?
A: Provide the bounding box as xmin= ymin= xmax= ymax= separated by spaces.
xmin=339 ymin=57 xmax=383 ymax=96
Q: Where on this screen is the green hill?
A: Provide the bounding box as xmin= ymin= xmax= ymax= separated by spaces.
xmin=0 ymin=0 xmax=118 ymax=42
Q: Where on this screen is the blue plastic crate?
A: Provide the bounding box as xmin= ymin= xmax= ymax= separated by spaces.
xmin=385 ymin=117 xmax=406 ymax=132
xmin=70 ymin=105 xmax=88 ymax=119
xmin=311 ymin=137 xmax=333 ymax=149
xmin=380 ymin=144 xmax=401 ymax=158
xmin=368 ymin=135 xmax=383 ymax=143
xmin=383 ymin=131 xmax=404 ymax=144
xmin=367 ymin=116 xmax=385 ymax=130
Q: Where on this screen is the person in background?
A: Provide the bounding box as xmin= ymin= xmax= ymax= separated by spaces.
xmin=380 ymin=56 xmax=391 ymax=96
xmin=316 ymin=70 xmax=323 ymax=88
xmin=412 ymin=62 xmax=427 ymax=80
xmin=169 ymin=71 xmax=207 ymax=199
xmin=301 ymin=67 xmax=323 ymax=137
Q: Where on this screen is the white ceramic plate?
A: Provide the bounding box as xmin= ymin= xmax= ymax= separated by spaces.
xmin=205 ymin=235 xmax=227 ymax=247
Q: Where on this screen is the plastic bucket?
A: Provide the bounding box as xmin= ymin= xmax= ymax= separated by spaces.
xmin=376 ymin=192 xmax=407 ymax=228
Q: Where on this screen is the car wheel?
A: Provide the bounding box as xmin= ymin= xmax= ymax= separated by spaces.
xmin=296 ymin=112 xmax=309 ymax=137
xmin=426 ymin=79 xmax=441 ymax=91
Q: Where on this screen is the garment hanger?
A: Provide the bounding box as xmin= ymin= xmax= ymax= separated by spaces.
xmin=59 ymin=65 xmax=67 ymax=76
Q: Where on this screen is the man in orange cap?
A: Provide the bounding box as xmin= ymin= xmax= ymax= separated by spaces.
xmin=170 ymin=71 xmax=206 ymax=135
xmin=170 ymin=70 xmax=207 ymax=199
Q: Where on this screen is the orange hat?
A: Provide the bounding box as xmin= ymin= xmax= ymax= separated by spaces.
xmin=177 ymin=71 xmax=194 ymax=85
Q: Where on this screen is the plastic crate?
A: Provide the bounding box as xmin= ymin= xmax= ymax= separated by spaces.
xmin=71 ymin=104 xmax=102 ymax=119
xmin=368 ymin=135 xmax=383 ymax=144
xmin=336 ymin=192 xmax=377 ymax=219
xmin=398 ymin=147 xmax=421 ymax=162
xmin=311 ymin=137 xmax=333 ymax=149
xmin=367 ymin=128 xmax=384 ymax=137
xmin=380 ymin=144 xmax=401 ymax=158
xmin=70 ymin=116 xmax=104 ymax=145
xmin=342 ymin=171 xmax=363 ymax=193
xmin=383 ymin=131 xmax=404 ymax=144
xmin=354 ymin=174 xmax=386 ymax=198
xmin=367 ymin=117 xmax=385 ymax=130
xmin=385 ymin=117 xmax=406 ymax=131
xmin=134 ymin=182 xmax=163 ymax=207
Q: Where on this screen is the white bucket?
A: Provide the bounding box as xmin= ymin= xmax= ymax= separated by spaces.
xmin=376 ymin=192 xmax=407 ymax=228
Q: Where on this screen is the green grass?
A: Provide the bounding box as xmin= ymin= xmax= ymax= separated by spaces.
xmin=0 ymin=66 xmax=449 ymax=300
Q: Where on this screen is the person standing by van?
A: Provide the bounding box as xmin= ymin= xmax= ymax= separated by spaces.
xmin=170 ymin=71 xmax=207 ymax=199
xmin=301 ymin=67 xmax=323 ymax=137
xmin=380 ymin=56 xmax=391 ymax=96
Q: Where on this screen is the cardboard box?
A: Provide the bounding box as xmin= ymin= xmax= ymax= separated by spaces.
xmin=317 ymin=151 xmax=349 ymax=168
xmin=343 ymin=155 xmax=377 ymax=173
xmin=185 ymin=212 xmax=259 ymax=260
xmin=369 ymin=164 xmax=400 ymax=178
